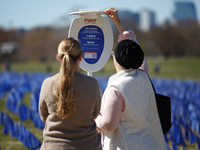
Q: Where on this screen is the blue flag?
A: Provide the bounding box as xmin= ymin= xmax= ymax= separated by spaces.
xmin=190 ymin=129 xmax=196 ymax=145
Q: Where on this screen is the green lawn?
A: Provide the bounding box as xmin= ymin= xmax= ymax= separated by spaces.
xmin=0 ymin=57 xmax=200 ymax=150
xmin=103 ymin=57 xmax=200 ymax=81
xmin=1 ymin=56 xmax=200 ymax=80
xmin=145 ymin=57 xmax=200 ymax=80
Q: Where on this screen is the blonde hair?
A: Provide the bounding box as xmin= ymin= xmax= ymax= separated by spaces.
xmin=54 ymin=37 xmax=82 ymax=119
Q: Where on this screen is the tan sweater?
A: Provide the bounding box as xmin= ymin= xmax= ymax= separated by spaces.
xmin=39 ymin=72 xmax=102 ymax=150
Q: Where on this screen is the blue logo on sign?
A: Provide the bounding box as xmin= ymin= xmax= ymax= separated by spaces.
xmin=78 ymin=25 xmax=104 ymax=64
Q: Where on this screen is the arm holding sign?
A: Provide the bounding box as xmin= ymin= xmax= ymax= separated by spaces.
xmin=104 ymin=7 xmax=126 ymax=33
xmin=104 ymin=7 xmax=149 ymax=74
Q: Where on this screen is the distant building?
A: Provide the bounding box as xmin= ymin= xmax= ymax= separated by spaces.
xmin=173 ymin=1 xmax=197 ymax=23
xmin=139 ymin=9 xmax=156 ymax=32
xmin=117 ymin=9 xmax=156 ymax=31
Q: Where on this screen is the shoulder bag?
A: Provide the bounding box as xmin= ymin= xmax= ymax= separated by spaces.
xmin=149 ymin=77 xmax=172 ymax=134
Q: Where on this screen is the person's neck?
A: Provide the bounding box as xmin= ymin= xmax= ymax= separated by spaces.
xmin=116 ymin=65 xmax=125 ymax=73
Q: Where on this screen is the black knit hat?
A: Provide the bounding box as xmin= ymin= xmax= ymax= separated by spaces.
xmin=114 ymin=39 xmax=144 ymax=69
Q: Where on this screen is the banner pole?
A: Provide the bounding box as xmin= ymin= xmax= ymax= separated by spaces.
xmin=87 ymin=71 xmax=93 ymax=77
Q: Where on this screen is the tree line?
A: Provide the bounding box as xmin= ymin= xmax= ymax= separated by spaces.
xmin=0 ymin=19 xmax=200 ymax=62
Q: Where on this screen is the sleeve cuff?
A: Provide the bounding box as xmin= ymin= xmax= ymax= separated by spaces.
xmin=118 ymin=30 xmax=137 ymax=42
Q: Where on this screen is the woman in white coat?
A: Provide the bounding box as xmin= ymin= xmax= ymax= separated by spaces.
xmin=95 ymin=7 xmax=167 ymax=150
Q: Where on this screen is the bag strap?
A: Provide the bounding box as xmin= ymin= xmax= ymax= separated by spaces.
xmin=30 ymin=143 xmax=42 ymax=150
xmin=147 ymin=75 xmax=157 ymax=94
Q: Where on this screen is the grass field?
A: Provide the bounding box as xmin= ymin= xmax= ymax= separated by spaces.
xmin=0 ymin=56 xmax=200 ymax=150
xmin=1 ymin=56 xmax=200 ymax=80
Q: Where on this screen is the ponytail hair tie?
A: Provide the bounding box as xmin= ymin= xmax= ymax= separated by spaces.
xmin=64 ymin=52 xmax=69 ymax=55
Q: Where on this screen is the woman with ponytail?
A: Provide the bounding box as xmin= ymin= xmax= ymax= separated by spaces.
xmin=39 ymin=38 xmax=102 ymax=150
